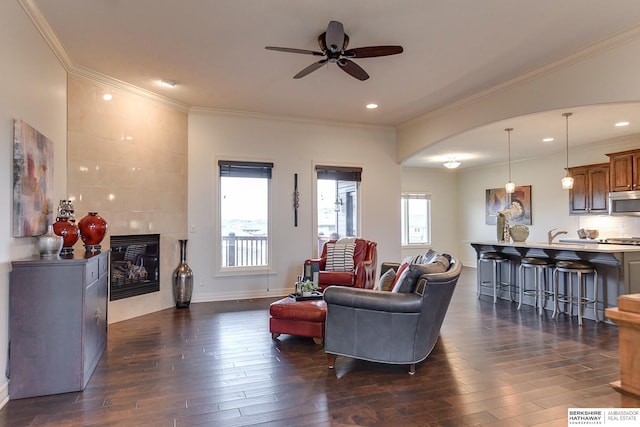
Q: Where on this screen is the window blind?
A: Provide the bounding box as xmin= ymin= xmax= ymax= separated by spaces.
xmin=218 ymin=161 xmax=273 ymax=178
xmin=315 ymin=165 xmax=362 ymax=181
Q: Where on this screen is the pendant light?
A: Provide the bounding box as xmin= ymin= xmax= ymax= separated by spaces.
xmin=443 ymin=158 xmax=461 ymax=169
xmin=505 ymin=128 xmax=515 ymax=194
xmin=561 ymin=112 xmax=574 ymax=190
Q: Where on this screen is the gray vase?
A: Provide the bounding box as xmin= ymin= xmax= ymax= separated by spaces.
xmin=38 ymin=224 xmax=63 ymax=259
xmin=173 ymin=239 xmax=193 ymax=308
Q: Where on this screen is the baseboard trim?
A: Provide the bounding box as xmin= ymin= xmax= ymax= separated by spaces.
xmin=192 ymin=287 xmax=290 ymax=303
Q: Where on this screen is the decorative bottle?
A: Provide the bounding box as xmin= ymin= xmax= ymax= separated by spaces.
xmin=496 ymin=213 xmax=506 ymax=242
xmin=53 ymin=200 xmax=79 ymax=254
xmin=173 ymin=239 xmax=193 ymax=309
xmin=503 ymin=221 xmax=510 ymax=243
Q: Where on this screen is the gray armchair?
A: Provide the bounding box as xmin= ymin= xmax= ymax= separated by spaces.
xmin=323 ymin=256 xmax=462 ymax=374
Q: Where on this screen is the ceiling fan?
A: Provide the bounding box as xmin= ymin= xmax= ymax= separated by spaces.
xmin=265 ymin=20 xmax=403 ymax=81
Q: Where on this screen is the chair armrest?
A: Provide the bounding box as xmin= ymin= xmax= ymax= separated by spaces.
xmin=324 ymin=286 xmax=422 ymax=313
xmin=354 ymin=258 xmax=376 ymax=289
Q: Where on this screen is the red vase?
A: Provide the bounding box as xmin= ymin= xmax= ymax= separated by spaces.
xmin=52 ymin=218 xmax=79 ymax=254
xmin=78 ymin=212 xmax=108 ymax=248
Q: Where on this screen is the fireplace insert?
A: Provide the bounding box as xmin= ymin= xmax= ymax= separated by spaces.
xmin=110 ymin=234 xmax=160 ymax=300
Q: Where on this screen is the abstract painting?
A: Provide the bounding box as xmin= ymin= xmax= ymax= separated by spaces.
xmin=13 ymin=119 xmax=54 ymax=237
xmin=485 ymin=185 xmax=532 ymax=225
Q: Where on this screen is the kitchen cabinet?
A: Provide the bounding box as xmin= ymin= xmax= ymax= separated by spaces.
xmin=608 ymin=149 xmax=640 ymax=191
xmin=9 ymin=251 xmax=109 ymax=399
xmin=568 ymin=163 xmax=610 ymax=214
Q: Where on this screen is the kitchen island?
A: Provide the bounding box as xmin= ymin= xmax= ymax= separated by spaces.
xmin=468 ymin=240 xmax=640 ymax=322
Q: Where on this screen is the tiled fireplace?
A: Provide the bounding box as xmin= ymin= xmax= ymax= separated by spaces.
xmin=110 ymin=234 xmax=160 ymax=301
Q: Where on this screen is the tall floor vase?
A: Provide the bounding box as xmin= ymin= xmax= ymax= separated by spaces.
xmin=173 ymin=239 xmax=193 ymax=309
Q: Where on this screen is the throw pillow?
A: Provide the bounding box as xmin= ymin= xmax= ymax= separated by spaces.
xmin=421 ymin=248 xmax=438 ymax=264
xmin=393 ymin=264 xmax=428 ymax=293
xmin=402 ymin=254 xmax=423 ymax=265
xmin=325 ymin=242 xmax=356 ymax=271
xmin=378 ymin=268 xmax=396 ymax=292
xmin=336 ymin=237 xmax=357 ymax=245
xmin=391 ymin=262 xmax=411 ymax=292
xmin=427 ymin=254 xmax=450 ymax=272
xmin=392 ymin=255 xmax=452 ymax=293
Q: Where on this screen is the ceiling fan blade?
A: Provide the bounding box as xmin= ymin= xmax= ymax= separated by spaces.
xmin=265 ymin=46 xmax=324 ymax=56
xmin=343 ymin=46 xmax=404 ymax=58
xmin=325 ymin=21 xmax=345 ymax=53
xmin=293 ymin=59 xmax=328 ymax=79
xmin=337 ymin=59 xmax=369 ymax=81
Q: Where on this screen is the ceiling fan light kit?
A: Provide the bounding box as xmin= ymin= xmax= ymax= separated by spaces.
xmin=444 ymin=159 xmax=461 ymax=169
xmin=266 ymin=20 xmax=403 ymax=81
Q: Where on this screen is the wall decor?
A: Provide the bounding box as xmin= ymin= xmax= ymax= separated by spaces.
xmin=293 ymin=173 xmax=299 ymax=227
xmin=13 ymin=119 xmax=54 ymax=237
xmin=485 ymin=185 xmax=532 ymax=225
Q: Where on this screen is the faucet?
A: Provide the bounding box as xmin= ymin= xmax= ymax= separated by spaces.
xmin=548 ymin=228 xmax=567 ymax=244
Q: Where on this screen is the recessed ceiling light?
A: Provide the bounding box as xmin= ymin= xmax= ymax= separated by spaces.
xmin=366 ymin=103 xmax=378 ymax=109
xmin=542 ymin=137 xmax=554 ymax=142
xmin=615 ymin=121 xmax=630 ymax=127
xmin=102 ymin=93 xmax=113 ymax=101
xmin=160 ymin=79 xmax=177 ymax=88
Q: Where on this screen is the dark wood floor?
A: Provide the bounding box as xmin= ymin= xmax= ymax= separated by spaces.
xmin=0 ymin=267 xmax=624 ymax=426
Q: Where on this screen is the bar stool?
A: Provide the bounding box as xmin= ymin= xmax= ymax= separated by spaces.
xmin=477 ymin=252 xmax=513 ymax=303
xmin=518 ymin=257 xmax=556 ymax=316
xmin=553 ymin=260 xmax=599 ymax=326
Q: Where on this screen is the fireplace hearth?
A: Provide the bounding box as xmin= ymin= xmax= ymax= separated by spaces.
xmin=110 ymin=234 xmax=160 ymax=300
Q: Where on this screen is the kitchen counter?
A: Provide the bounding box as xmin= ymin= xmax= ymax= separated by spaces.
xmin=469 ymin=240 xmax=640 ymax=253
xmin=468 ymin=240 xmax=640 ymax=323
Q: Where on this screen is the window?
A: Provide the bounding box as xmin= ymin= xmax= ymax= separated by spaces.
xmin=401 ymin=193 xmax=431 ymax=246
xmin=316 ymin=165 xmax=361 ymax=253
xmin=219 ymin=161 xmax=273 ymax=268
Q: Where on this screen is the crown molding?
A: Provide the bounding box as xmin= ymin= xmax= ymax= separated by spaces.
xmin=189 ymin=106 xmax=395 ymax=131
xmin=19 ymin=0 xmax=189 ymax=113
xmin=19 ymin=0 xmax=74 ymax=70
xmin=70 ymin=65 xmax=190 ymax=112
xmin=20 ymin=0 xmax=640 ymax=127
xmin=399 ymin=23 xmax=640 ymax=129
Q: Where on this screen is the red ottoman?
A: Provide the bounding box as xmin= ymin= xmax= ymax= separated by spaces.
xmin=269 ymin=297 xmax=327 ymax=344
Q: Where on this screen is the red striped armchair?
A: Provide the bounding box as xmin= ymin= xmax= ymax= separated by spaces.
xmin=304 ymin=238 xmax=377 ymax=290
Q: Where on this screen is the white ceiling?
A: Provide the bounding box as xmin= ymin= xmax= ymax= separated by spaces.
xmin=28 ymin=0 xmax=640 ymax=168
